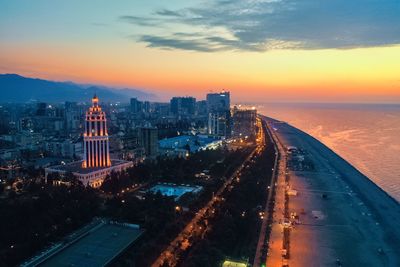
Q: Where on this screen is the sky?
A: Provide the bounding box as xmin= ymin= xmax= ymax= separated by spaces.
xmin=1 ymin=0 xmax=400 ymax=103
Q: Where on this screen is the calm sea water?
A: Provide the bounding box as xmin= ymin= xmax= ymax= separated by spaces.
xmin=256 ymin=103 xmax=400 ymax=202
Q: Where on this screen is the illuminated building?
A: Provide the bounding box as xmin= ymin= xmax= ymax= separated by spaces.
xmin=45 ymin=95 xmax=133 ymax=187
xmin=232 ymin=107 xmax=257 ymax=138
xmin=82 ymin=94 xmax=110 ymax=168
xmin=206 ymin=91 xmax=232 ymax=138
xmin=208 ymin=112 xmax=231 ymax=137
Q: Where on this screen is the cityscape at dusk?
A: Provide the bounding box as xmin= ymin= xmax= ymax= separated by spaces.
xmin=0 ymin=1 xmax=400 ymax=267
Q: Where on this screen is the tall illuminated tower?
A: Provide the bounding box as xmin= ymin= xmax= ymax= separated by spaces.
xmin=82 ymin=94 xmax=111 ymax=168
xmin=46 ymin=94 xmax=133 ymax=187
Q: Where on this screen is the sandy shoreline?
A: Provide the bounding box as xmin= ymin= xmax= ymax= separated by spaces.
xmin=264 ymin=116 xmax=400 ymax=266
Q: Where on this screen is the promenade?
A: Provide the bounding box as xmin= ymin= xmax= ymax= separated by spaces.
xmin=263 ymin=117 xmax=400 ymax=267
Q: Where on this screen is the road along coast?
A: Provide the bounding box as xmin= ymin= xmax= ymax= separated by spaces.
xmin=262 ymin=116 xmax=400 ymax=267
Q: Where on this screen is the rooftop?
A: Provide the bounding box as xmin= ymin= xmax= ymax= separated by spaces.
xmin=46 ymin=159 xmax=131 ymax=174
xmin=222 ymin=260 xmax=248 ymax=267
xmin=148 ymin=183 xmax=203 ymax=201
xmin=23 ymin=220 xmax=143 ymax=267
xmin=159 ymin=135 xmax=221 ymax=151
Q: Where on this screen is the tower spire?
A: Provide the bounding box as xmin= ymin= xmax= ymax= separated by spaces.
xmin=83 ymin=95 xmax=110 ymax=168
xmin=92 ymin=93 xmax=99 ymax=107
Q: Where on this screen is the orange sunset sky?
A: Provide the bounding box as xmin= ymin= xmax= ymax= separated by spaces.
xmin=1 ymin=0 xmax=400 ymax=103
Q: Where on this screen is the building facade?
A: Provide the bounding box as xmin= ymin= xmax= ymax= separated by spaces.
xmin=207 ymin=112 xmax=230 ymax=137
xmin=130 ymin=98 xmax=143 ymax=114
xmin=170 ymin=97 xmax=196 ymax=117
xmin=138 ymin=126 xmax=158 ymax=158
xmin=206 ymin=91 xmax=230 ymax=113
xmin=206 ymin=91 xmax=231 ymax=138
xmin=45 ymin=95 xmax=133 ymax=187
xmin=82 ymin=95 xmax=111 ymax=168
xmin=232 ymin=108 xmax=257 ymax=138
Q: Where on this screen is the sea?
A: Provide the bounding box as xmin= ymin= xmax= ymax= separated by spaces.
xmin=255 ymin=103 xmax=400 ymax=202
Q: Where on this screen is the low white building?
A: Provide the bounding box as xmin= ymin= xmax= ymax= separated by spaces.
xmin=45 ymin=159 xmax=133 ymax=187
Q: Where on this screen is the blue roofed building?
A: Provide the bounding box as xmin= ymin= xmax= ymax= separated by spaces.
xmin=158 ymin=135 xmax=222 ymax=158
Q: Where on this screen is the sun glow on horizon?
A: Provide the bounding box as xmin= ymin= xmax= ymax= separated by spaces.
xmin=1 ymin=0 xmax=399 ymax=103
xmin=1 ymin=42 xmax=399 ymax=103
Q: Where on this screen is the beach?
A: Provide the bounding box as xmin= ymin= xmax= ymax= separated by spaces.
xmin=257 ymin=103 xmax=400 ymax=202
xmin=264 ymin=117 xmax=400 ymax=266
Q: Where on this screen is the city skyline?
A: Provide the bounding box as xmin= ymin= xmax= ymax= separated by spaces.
xmin=1 ymin=2 xmax=400 ymax=267
xmin=1 ymin=0 xmax=400 ymax=103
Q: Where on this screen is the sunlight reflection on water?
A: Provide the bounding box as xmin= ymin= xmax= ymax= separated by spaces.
xmin=256 ymin=103 xmax=400 ymax=201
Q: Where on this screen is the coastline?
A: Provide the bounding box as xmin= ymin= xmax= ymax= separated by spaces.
xmin=262 ymin=115 xmax=400 ymax=266
xmin=291 ymin=122 xmax=400 ymax=206
xmin=256 ymin=103 xmax=400 ymax=203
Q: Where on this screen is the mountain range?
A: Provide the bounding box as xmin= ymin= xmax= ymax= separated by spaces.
xmin=0 ymin=74 xmax=156 ymax=103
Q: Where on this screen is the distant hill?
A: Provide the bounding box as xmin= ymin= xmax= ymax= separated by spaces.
xmin=0 ymin=74 xmax=156 ymax=103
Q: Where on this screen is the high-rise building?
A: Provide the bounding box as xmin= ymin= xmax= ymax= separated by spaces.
xmin=208 ymin=112 xmax=230 ymax=137
xmin=196 ymin=100 xmax=207 ymax=116
xmin=170 ymin=97 xmax=196 ymax=116
xmin=206 ymin=91 xmax=230 ymax=113
xmin=138 ymin=126 xmax=158 ymax=158
xmin=153 ymin=102 xmax=170 ymax=116
xmin=130 ymin=98 xmax=143 ymax=114
xmin=170 ymin=97 xmax=180 ymax=115
xmin=65 ymin=101 xmax=81 ymax=133
xmin=45 ymin=95 xmax=133 ymax=187
xmin=82 ymin=95 xmax=110 ymax=168
xmin=143 ymin=101 xmax=151 ymax=113
xmin=232 ymin=107 xmax=257 ymax=138
xmin=206 ymin=91 xmax=231 ymax=138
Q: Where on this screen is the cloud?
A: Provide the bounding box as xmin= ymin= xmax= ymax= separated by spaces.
xmin=121 ymin=0 xmax=400 ymax=52
xmin=154 ymin=9 xmax=184 ymax=17
xmin=119 ymin=15 xmax=161 ymax=27
xmin=139 ymin=34 xmax=256 ymax=52
xmin=140 ymin=35 xmax=221 ymax=52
